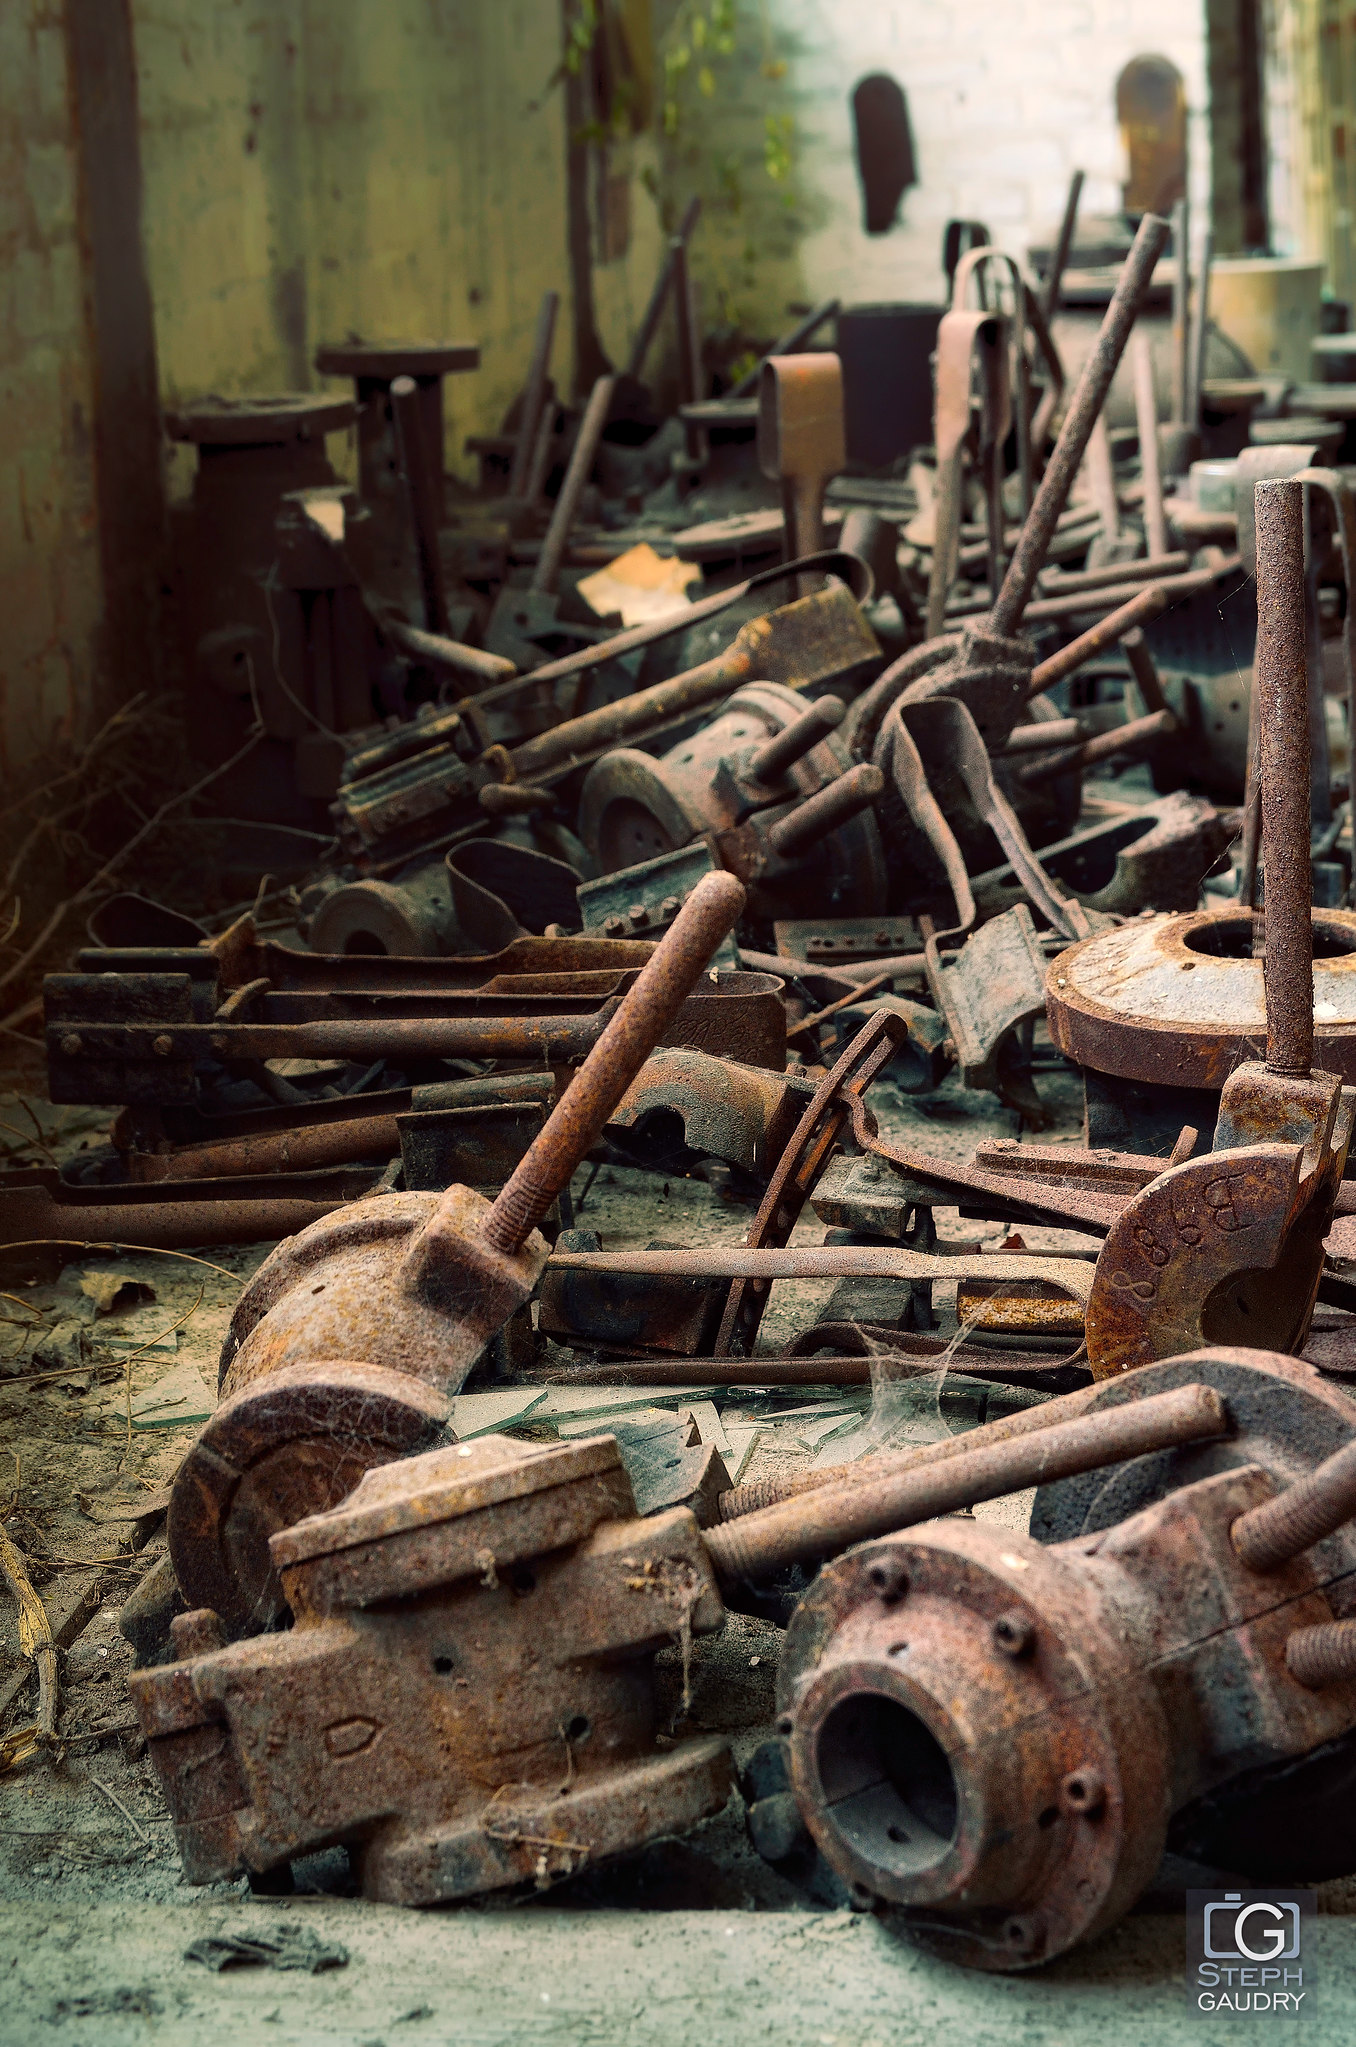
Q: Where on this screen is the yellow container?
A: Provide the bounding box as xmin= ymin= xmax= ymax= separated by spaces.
xmin=1208 ymin=257 xmax=1325 ymax=382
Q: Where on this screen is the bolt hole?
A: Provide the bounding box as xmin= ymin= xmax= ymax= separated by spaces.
xmin=311 ymin=1284 xmax=325 ymax=1295
xmin=1037 ymin=1804 xmax=1059 ymax=1830
xmin=888 ymin=1641 xmax=909 ymax=1657
xmin=564 ymin=1714 xmax=591 ymax=1744
xmin=432 ymin=1654 xmax=454 ymax=1675
xmin=510 ymin=1563 xmax=537 ymax=1595
xmin=886 ymin=1823 xmax=909 ymax=1844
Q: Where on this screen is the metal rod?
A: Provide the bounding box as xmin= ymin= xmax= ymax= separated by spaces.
xmin=624 ymin=196 xmax=701 ymax=382
xmin=1122 ymin=627 xmax=1170 ymax=713
xmin=1253 ymin=477 xmax=1314 ymax=1075
xmin=523 ymin=398 xmax=557 ymax=505
xmin=728 ymin=299 xmax=841 ymax=400
xmin=704 ymin=1381 xmax=1227 ymax=1583
xmin=479 ymin=871 xmax=746 ymax=1256
xmin=747 ymin=697 xmax=846 ymax=784
xmin=1187 ymin=226 xmax=1214 ymax=433
xmin=1233 ymin=1434 xmax=1356 ymax=1571
xmin=531 ymin=374 xmax=616 ymax=596
xmin=766 ymin=764 xmax=884 ymax=859
xmin=1132 ymin=327 xmax=1170 ymax=558
xmin=1041 ymin=168 xmax=1085 ymax=325
xmin=720 ymin=1371 xmax=1112 ymax=1518
xmin=988 ymin=212 xmax=1172 ymax=638
xmin=673 ymin=236 xmax=703 ymax=460
xmin=508 ymin=290 xmax=561 ymax=498
xmin=997 ymin=718 xmax=1084 ymax=755
xmin=385 ymin=620 xmax=516 ymax=685
xmin=1023 ymin=583 xmax=1171 ymax=698
xmin=1171 ymin=198 xmax=1190 ymax=424
xmin=1015 ymin=707 xmax=1175 ymax=786
xmin=391 ymin=375 xmax=451 ymax=636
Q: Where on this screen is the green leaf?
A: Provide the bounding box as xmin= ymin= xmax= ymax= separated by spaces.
xmin=698 ymin=64 xmax=715 ymax=95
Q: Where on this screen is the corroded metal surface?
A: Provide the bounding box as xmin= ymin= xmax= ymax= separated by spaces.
xmin=578 ymin=679 xmax=888 ymax=924
xmin=1045 ymin=908 xmax=1356 ymax=1087
xmin=168 ymin=875 xmax=747 ymax=1630
xmin=139 ymin=1435 xmax=730 ymax=1901
xmin=772 ymin=1351 xmax=1356 ymax=1969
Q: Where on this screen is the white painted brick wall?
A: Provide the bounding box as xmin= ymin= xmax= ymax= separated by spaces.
xmin=772 ymin=0 xmax=1211 ymax=305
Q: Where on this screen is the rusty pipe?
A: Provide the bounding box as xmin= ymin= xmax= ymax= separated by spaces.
xmin=479 ymin=870 xmax=746 ymax=1256
xmin=720 ymin=1374 xmax=1125 ymax=1518
xmin=703 ymin=1380 xmax=1227 ymax=1584
xmin=1286 ymin=1618 xmax=1356 ymax=1688
xmin=766 ymin=763 xmax=883 ymax=859
xmin=747 ymin=696 xmax=845 ymax=784
xmin=625 ymin=197 xmax=701 ymax=382
xmin=1040 ymin=551 xmax=1189 ymax=598
xmin=508 ymin=290 xmax=561 ymax=497
xmin=532 ymin=374 xmax=617 ymax=596
xmin=1254 ymin=478 xmax=1314 ymax=1075
xmin=989 ymin=212 xmax=1171 ymax=639
xmin=1024 ymin=583 xmax=1172 ymax=699
xmin=1132 ymin=326 xmax=1170 ymax=560
xmin=385 ymin=620 xmax=516 ymax=685
xmin=1232 ymin=1435 xmax=1356 ymax=1572
xmin=997 ymin=718 xmax=1083 ymax=755
xmin=1015 ymin=707 xmax=1175 ymax=786
xmin=1042 ymin=167 xmax=1085 ymax=325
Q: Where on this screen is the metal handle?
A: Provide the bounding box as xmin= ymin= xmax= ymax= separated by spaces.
xmin=990 ymin=211 xmax=1171 ymax=638
xmin=532 ymin=375 xmax=616 ymax=596
xmin=479 ymin=871 xmax=746 ymax=1255
xmin=766 ymin=763 xmax=883 ymax=859
xmin=748 ymin=697 xmax=845 ymax=784
xmin=705 ymin=1380 xmax=1227 ymax=1584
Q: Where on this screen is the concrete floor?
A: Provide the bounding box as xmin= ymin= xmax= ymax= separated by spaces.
xmin=6 ymin=1893 xmax=1356 ymax=2046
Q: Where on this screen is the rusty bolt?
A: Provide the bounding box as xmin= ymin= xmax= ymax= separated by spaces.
xmin=152 ymin=1034 xmax=175 ymax=1057
xmin=604 ymin=916 xmax=626 ymax=937
xmin=1001 ymin=1915 xmax=1042 ymax=1953
xmin=1060 ymin=1766 xmax=1106 ymax=1815
xmin=660 ymin=895 xmax=682 ymax=919
xmin=59 ymin=1033 xmax=82 ymax=1056
xmin=627 ymin=903 xmax=650 ymax=927
xmin=992 ymin=1610 xmax=1035 ymax=1658
xmin=866 ymin=1555 xmax=908 ymax=1604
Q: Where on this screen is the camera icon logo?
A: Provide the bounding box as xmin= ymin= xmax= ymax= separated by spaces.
xmin=1204 ymin=1893 xmax=1302 ymax=1964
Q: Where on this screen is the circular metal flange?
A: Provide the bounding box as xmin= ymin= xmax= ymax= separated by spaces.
xmin=167 ymin=1358 xmax=452 ymax=1636
xmin=1046 ymin=906 xmax=1356 ymax=1087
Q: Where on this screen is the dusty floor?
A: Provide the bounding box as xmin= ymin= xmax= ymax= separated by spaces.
xmin=5 ymin=1062 xmax=1356 ymax=2040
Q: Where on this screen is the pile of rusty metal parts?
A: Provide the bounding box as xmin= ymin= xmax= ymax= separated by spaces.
xmin=22 ymin=196 xmax=1356 ymax=1973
